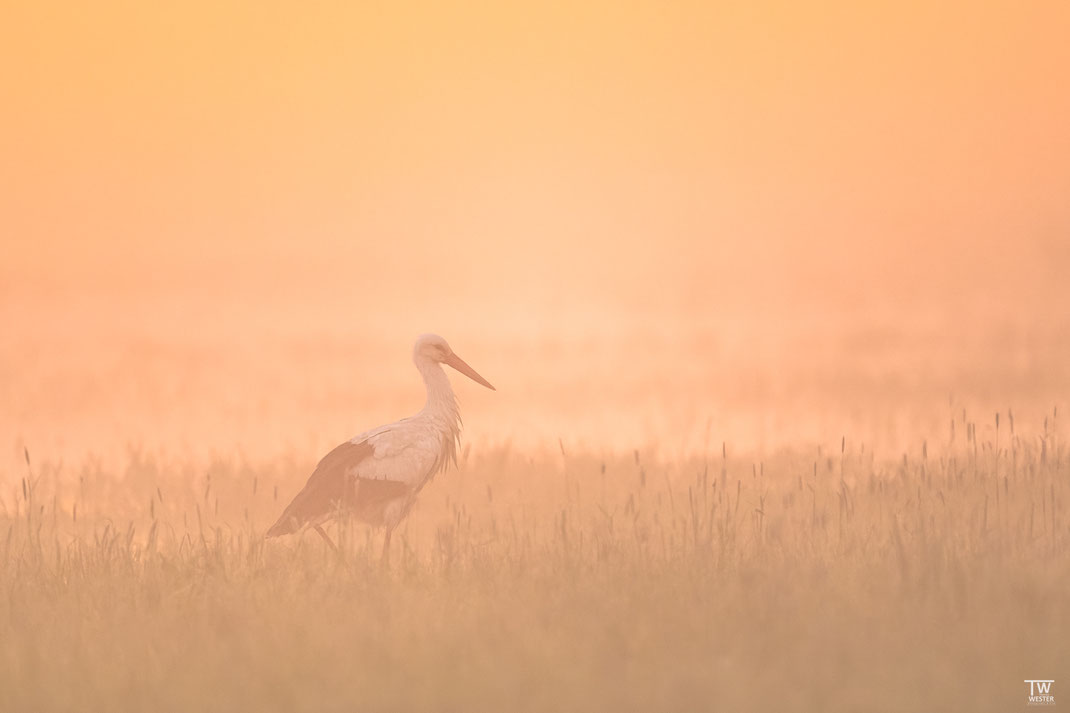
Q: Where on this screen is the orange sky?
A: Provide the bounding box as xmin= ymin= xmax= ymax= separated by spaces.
xmin=3 ymin=0 xmax=1068 ymax=314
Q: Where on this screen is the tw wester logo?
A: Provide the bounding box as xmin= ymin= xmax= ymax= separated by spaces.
xmin=1025 ymin=680 xmax=1055 ymax=706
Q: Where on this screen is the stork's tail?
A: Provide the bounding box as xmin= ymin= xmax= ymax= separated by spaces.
xmin=265 ymin=513 xmax=298 ymax=538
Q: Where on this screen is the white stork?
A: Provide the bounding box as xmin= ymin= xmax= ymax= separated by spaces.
xmin=266 ymin=333 xmax=495 ymax=561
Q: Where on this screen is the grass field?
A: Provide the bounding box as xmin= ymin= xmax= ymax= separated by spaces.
xmin=2 ymin=411 xmax=1066 ymax=712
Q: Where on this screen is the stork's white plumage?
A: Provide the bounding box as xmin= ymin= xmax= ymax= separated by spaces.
xmin=266 ymin=334 xmax=495 ymax=560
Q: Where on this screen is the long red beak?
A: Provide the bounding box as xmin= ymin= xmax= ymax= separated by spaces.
xmin=444 ymin=352 xmax=496 ymax=390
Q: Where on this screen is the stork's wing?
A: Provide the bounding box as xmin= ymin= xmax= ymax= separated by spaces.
xmin=266 ymin=440 xmax=375 ymax=537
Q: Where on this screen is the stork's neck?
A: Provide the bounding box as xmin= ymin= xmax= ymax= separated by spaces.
xmin=413 ymin=356 xmax=463 ymax=474
xmin=415 ymin=358 xmax=460 ymax=426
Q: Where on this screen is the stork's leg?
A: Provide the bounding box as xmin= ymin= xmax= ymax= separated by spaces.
xmin=314 ymin=524 xmax=339 ymax=554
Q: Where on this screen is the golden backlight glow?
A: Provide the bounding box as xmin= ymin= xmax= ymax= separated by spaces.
xmin=3 ymin=0 xmax=1068 ymax=460
xmin=1 ymin=1 xmax=1068 ymax=711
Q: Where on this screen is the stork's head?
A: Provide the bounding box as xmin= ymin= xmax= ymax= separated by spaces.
xmin=413 ymin=334 xmax=496 ymax=390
